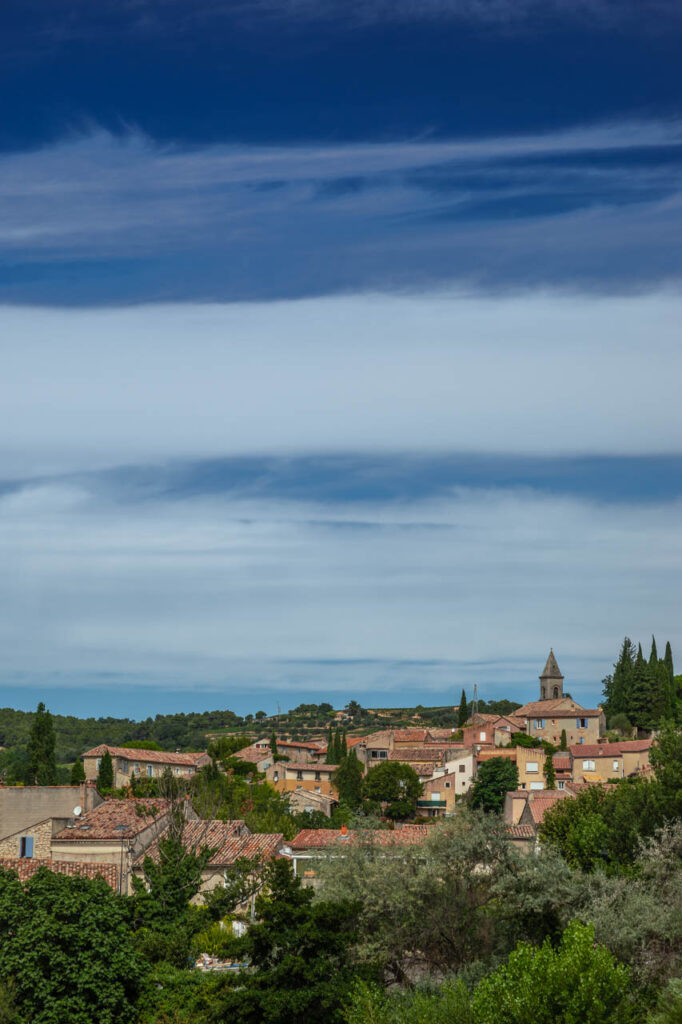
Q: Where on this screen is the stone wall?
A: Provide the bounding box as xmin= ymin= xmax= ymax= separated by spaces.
xmin=0 ymin=817 xmax=53 ymax=859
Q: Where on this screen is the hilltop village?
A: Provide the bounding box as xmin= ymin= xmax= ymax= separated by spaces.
xmin=0 ymin=652 xmax=654 ymax=890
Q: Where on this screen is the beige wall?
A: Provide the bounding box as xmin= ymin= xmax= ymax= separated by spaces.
xmin=0 ymin=818 xmax=53 ymax=860
xmin=527 ymin=714 xmax=602 ymax=747
xmin=516 ymin=747 xmax=547 ymax=789
xmin=571 ymin=753 xmax=624 ymax=783
xmin=0 ymin=785 xmax=100 ymax=842
xmin=439 ymin=752 xmax=475 ymax=795
xmin=504 ymin=792 xmax=528 ymax=824
xmin=83 ymin=755 xmax=197 ymax=790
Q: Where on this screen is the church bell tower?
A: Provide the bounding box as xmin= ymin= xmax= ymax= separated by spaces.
xmin=539 ymin=649 xmax=564 ymax=701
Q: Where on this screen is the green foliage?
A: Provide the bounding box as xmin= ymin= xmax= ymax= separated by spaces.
xmin=26 ymin=701 xmax=57 ymax=785
xmin=647 ymin=980 xmax=682 ymax=1024
xmin=345 ymin=980 xmax=473 ymax=1024
xmin=136 ymin=961 xmax=215 ymax=1024
xmin=560 ymin=728 xmax=568 ymax=750
xmin=472 ymin=921 xmax=635 ymax=1024
xmin=470 ymin=758 xmax=519 ymax=813
xmin=544 ymin=751 xmax=556 ymax=789
xmin=333 ymin=750 xmax=364 ymax=809
xmin=608 ymin=713 xmax=632 ymax=735
xmin=362 ymin=761 xmax=422 ymax=819
xmin=211 ymin=859 xmax=367 ymax=1024
xmin=119 ymin=739 xmax=164 ymax=750
xmin=458 ymin=689 xmax=469 ymax=728
xmin=0 ymin=980 xmax=17 ymax=1024
xmin=0 ymin=867 xmax=146 ymax=1024
xmin=97 ymin=749 xmax=114 ymax=790
xmin=511 ymin=732 xmax=543 ymax=748
xmin=269 ymin=731 xmax=278 ymax=757
xmin=650 ymin=720 xmax=682 ymax=819
xmin=603 ymin=636 xmax=675 ymax=730
xmin=69 ymin=756 xmax=86 ymax=784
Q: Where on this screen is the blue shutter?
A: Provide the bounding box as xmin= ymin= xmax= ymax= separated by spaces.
xmin=21 ymin=836 xmax=34 ymax=858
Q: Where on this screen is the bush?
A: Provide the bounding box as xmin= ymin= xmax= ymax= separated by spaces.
xmin=344 ymin=980 xmax=472 ymax=1024
xmin=647 ymin=979 xmax=682 ymax=1024
xmin=472 ymin=920 xmax=636 ymax=1024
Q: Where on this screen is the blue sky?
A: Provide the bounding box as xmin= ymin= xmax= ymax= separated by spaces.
xmin=1 ymin=0 xmax=681 ymax=719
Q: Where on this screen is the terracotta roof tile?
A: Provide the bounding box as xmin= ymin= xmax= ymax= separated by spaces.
xmin=0 ymin=857 xmax=118 ymax=890
xmin=526 ymin=791 xmax=571 ymax=824
xmin=82 ymin=744 xmax=209 ymax=767
xmin=516 ymin=700 xmax=602 ymax=718
xmin=136 ymin=821 xmax=283 ymax=866
xmin=52 ymin=798 xmax=173 ymax=840
xmin=393 ymin=729 xmax=429 ymax=743
xmin=290 ymin=826 xmax=430 ymax=849
xmin=506 ymin=824 xmax=536 ymax=839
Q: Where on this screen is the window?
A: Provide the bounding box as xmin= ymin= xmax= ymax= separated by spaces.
xmin=146 ymin=764 xmax=153 ymax=778
xmin=579 ymin=737 xmax=585 ymax=744
xmin=431 ymin=792 xmax=441 ymax=801
xmin=314 ymin=786 xmax=321 ymax=793
xmin=458 ymin=764 xmax=466 ymax=773
xmin=19 ymin=837 xmax=33 ymax=859
xmin=273 ymin=771 xmax=279 ymax=782
xmin=296 ymin=771 xmax=303 ymax=781
xmin=119 ymin=760 xmax=128 ymax=774
xmin=96 ymin=758 xmax=102 ymax=771
xmin=379 ymin=750 xmax=387 ymax=759
xmin=534 ymin=719 xmax=544 ymax=729
xmin=613 ymin=760 xmax=620 ymax=771
xmin=577 ymin=718 xmax=587 ymax=729
xmin=315 ymin=772 xmax=321 ymax=781
xmin=479 ymin=731 xmax=487 ymax=741
xmin=526 ymin=761 xmax=539 ymax=773
xmin=582 ymin=759 xmax=595 ymax=771
xmin=557 ymin=781 xmax=565 ymax=790
xmin=530 ymin=782 xmax=544 ymax=790
xmin=134 ymin=762 xmax=140 ymax=775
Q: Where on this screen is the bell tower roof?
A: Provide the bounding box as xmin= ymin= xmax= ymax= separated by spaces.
xmin=540 ymin=649 xmax=564 ymax=681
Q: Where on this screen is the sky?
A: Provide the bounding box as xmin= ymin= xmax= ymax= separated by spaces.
xmin=1 ymin=0 xmax=681 ymax=719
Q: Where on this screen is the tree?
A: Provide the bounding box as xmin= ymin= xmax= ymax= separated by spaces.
xmin=559 ymin=729 xmax=568 ymax=751
xmin=269 ymin=732 xmax=278 ymax=757
xmin=0 ymin=866 xmax=146 ymax=1024
xmin=362 ymin=761 xmax=422 ymax=819
xmin=26 ymin=702 xmax=57 ymax=786
xmin=346 ymin=700 xmax=361 ymax=718
xmin=650 ymin=721 xmax=682 ymax=820
xmin=340 ymin=729 xmax=348 ymax=760
xmin=603 ymin=638 xmax=636 ymax=719
xmin=458 ymin=689 xmax=468 ymax=728
xmin=333 ymin=750 xmax=364 ymax=809
xmin=470 ymin=758 xmax=519 ymax=814
xmin=472 ymin=921 xmax=634 ymax=1024
xmin=627 ymin=645 xmax=652 ymax=731
xmin=664 ymin=642 xmax=675 ymax=687
xmin=212 ymin=859 xmax=366 ymax=1024
xmin=97 ymin=750 xmax=114 ymax=791
xmin=326 ymin=725 xmax=334 ymax=764
xmin=544 ymin=752 xmax=556 ymax=790
xmin=255 ymin=710 xmax=267 ymax=721
xmin=70 ymin=757 xmax=86 ymax=784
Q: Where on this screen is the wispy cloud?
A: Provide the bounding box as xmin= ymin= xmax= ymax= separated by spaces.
xmin=1 ymin=474 xmax=680 ymax=708
xmin=0 ymin=124 xmax=680 ymax=301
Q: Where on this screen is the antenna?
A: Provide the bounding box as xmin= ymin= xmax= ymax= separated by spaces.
xmin=73 ymin=805 xmax=82 ymax=817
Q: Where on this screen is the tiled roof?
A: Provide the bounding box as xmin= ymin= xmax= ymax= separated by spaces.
xmin=616 ymin=739 xmax=653 ymax=752
xmin=516 ymin=700 xmax=602 ymax=718
xmin=506 ymin=824 xmax=536 ymax=839
xmin=357 ymin=731 xmax=394 ymax=747
xmin=525 ymin=791 xmax=571 ymax=824
xmin=290 ymin=826 xmax=430 ymax=849
xmin=393 ymin=729 xmax=429 ymax=743
xmin=53 ymin=798 xmax=173 ymax=840
xmin=277 ymin=740 xmax=324 ymax=751
xmin=231 ymin=744 xmax=274 ymax=765
xmin=476 ymin=748 xmax=517 ymax=761
xmin=569 ymin=742 xmax=629 ymax=758
xmin=553 ymin=757 xmax=571 ymax=771
xmin=0 ymin=857 xmax=118 ymax=890
xmin=136 ymin=821 xmax=283 ymax=866
xmin=388 ymin=747 xmax=447 ymax=763
xmin=82 ymin=744 xmax=208 ymax=767
xmin=426 ymin=728 xmax=457 ymax=741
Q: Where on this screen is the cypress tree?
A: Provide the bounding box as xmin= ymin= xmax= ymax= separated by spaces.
xmin=627 ymin=645 xmax=652 ymax=731
xmin=70 ymin=757 xmax=86 ymax=784
xmin=332 ymin=728 xmax=342 ymax=764
xmin=97 ymin=750 xmax=114 ymax=791
xmin=559 ymin=729 xmax=567 ymax=752
xmin=649 ymin=635 xmax=659 ymax=666
xmin=27 ymin=702 xmax=57 ymax=786
xmin=458 ymin=690 xmax=468 ymax=728
xmin=604 ymin=637 xmax=635 ymax=718
xmin=340 ymin=729 xmax=348 ymax=759
xmin=664 ymin=641 xmax=675 ymax=685
xmin=543 ymin=751 xmax=556 ymax=790
xmin=326 ymin=725 xmax=333 ymax=764
xmin=270 ymin=732 xmax=278 ymax=757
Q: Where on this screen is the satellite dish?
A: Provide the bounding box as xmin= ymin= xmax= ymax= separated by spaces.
xmin=73 ymin=806 xmax=82 ymax=817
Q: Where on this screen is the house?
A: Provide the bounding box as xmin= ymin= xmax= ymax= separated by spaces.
xmin=392 ymin=729 xmax=430 ymax=748
xmin=569 ymin=739 xmax=653 ymax=784
xmin=425 ymin=728 xmax=458 ymax=743
xmin=418 ymin=771 xmax=459 ymax=817
xmin=286 ymin=788 xmax=338 ymax=817
xmin=252 ymin=738 xmax=324 ymax=763
xmin=231 ymin=744 xmax=276 ymax=772
xmin=388 ymin=745 xmax=463 ymax=772
xmin=82 ymin=745 xmax=210 ymax=789
xmin=552 ymin=754 xmax=572 ymax=789
xmin=133 ymin=820 xmax=284 ymax=902
xmin=505 ymin=823 xmax=537 ymax=855
xmin=432 ymin=749 xmax=476 ymax=796
xmin=504 ymin=790 xmax=531 ymax=825
xmin=518 ymin=789 xmax=574 ymax=832
xmin=353 ymin=731 xmax=394 ymax=769
xmin=282 ymin=824 xmax=431 ymax=885
xmin=51 ymin=797 xmax=193 ymax=894
xmin=515 ymin=651 xmax=606 ymax=746
xmin=0 ymin=783 xmax=102 ymax=862
xmin=476 ymin=746 xmax=549 ymax=790
xmin=265 ymin=761 xmax=338 ymax=798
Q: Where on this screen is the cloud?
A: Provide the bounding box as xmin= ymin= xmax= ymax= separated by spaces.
xmin=0 ymin=125 xmax=680 ymax=302
xmin=1 ymin=290 xmax=681 ymax=479
xmin=0 ymin=475 xmax=680 ymax=706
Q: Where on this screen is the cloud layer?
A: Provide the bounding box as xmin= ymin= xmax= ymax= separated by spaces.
xmin=0 ymin=125 xmax=681 ymax=302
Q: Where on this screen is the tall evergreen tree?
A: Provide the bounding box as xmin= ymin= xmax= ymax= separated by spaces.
xmin=331 ymin=728 xmax=342 ymax=764
xmin=649 ymin=635 xmax=659 ymax=666
xmin=340 ymin=729 xmax=348 ymax=759
xmin=664 ymin=641 xmax=675 ymax=685
xmin=603 ymin=637 xmax=635 ymax=718
xmin=559 ymin=729 xmax=568 ymax=752
xmin=97 ymin=750 xmax=114 ymax=790
xmin=26 ymin=702 xmax=57 ymax=786
xmin=325 ymin=725 xmax=334 ymax=764
xmin=543 ymin=751 xmax=556 ymax=790
xmin=270 ymin=731 xmax=278 ymax=757
xmin=70 ymin=757 xmax=86 ymax=784
xmin=457 ymin=689 xmax=468 ymax=728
